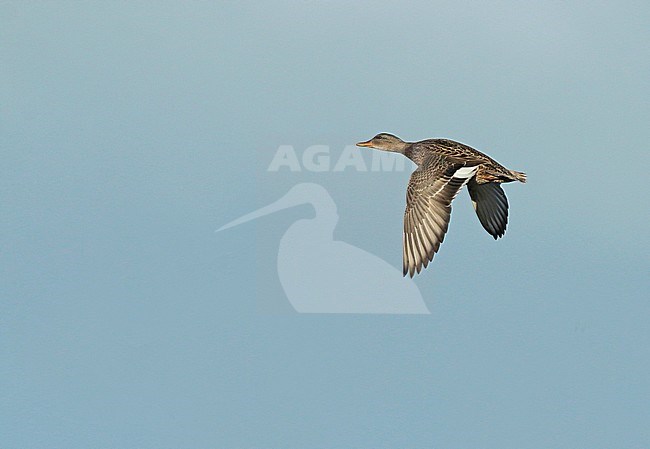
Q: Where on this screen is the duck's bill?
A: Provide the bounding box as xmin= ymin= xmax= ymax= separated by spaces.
xmin=356 ymin=140 xmax=373 ymax=147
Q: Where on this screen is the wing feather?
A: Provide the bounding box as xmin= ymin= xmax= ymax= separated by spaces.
xmin=403 ymin=155 xmax=478 ymax=277
xmin=467 ymin=179 xmax=509 ymax=239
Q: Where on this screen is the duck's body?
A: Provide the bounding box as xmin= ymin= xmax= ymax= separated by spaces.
xmin=357 ymin=133 xmax=526 ymax=277
xmin=405 ymin=138 xmax=526 ymax=184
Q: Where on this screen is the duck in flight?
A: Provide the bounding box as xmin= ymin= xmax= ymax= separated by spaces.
xmin=357 ymin=133 xmax=526 ymax=277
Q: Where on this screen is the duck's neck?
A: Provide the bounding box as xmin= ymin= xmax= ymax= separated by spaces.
xmin=403 ymin=143 xmax=424 ymax=165
xmin=393 ymin=140 xmax=410 ymax=153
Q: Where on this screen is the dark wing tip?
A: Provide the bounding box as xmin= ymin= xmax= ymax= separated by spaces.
xmin=468 ymin=181 xmax=509 ymax=240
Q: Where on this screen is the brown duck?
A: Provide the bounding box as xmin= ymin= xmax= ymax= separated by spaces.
xmin=357 ymin=133 xmax=526 ymax=277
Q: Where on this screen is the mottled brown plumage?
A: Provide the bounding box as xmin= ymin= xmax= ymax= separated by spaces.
xmin=357 ymin=133 xmax=526 ymax=277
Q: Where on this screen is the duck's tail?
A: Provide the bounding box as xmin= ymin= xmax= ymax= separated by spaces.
xmin=510 ymin=170 xmax=527 ymax=183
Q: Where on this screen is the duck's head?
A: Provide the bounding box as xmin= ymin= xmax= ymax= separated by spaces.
xmin=356 ymin=133 xmax=408 ymax=153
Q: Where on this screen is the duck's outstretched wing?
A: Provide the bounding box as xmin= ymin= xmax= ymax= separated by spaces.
xmin=467 ymin=179 xmax=509 ymax=239
xmin=403 ymin=156 xmax=478 ymax=277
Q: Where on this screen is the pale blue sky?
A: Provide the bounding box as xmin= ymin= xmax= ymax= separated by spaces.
xmin=2 ymin=1 xmax=649 ymax=448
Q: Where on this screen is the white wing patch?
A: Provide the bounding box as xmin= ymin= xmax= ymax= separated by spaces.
xmin=453 ymin=165 xmax=479 ymax=179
